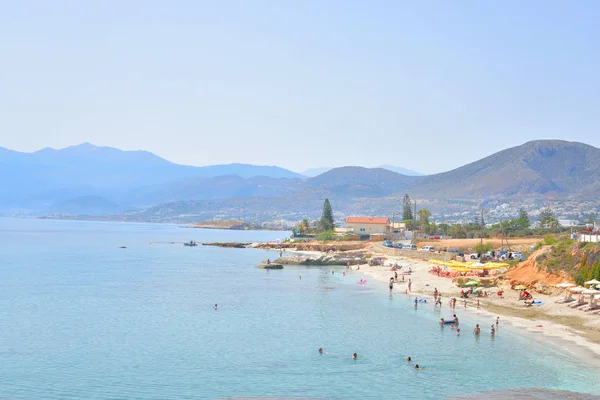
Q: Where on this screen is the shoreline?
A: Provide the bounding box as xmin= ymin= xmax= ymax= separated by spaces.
xmin=355 ymin=254 xmax=600 ymax=363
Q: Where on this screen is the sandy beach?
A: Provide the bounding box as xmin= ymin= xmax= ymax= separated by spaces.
xmin=357 ymin=252 xmax=600 ymax=361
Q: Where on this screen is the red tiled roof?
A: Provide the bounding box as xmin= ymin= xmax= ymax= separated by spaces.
xmin=345 ymin=217 xmax=390 ymax=225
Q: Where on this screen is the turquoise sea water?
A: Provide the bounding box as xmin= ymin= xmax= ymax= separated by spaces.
xmin=1 ymin=218 xmax=600 ymax=400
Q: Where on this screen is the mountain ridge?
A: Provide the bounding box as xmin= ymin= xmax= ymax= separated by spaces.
xmin=2 ymin=140 xmax=600 ymax=218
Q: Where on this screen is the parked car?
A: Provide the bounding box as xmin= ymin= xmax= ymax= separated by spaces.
xmin=448 ymin=249 xmax=464 ymax=257
xmin=383 ymin=240 xmax=394 ymax=248
xmin=419 ymin=246 xmax=436 ymax=252
xmin=402 ymin=244 xmax=417 ymax=250
xmin=392 ymin=242 xmax=404 ymax=249
xmin=469 ymin=253 xmax=480 ymax=259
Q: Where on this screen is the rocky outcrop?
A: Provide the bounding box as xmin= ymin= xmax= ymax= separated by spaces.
xmin=274 ymin=254 xmax=366 ymax=266
xmin=257 ymin=262 xmax=284 ymax=269
xmin=203 ymin=242 xmax=251 ymax=248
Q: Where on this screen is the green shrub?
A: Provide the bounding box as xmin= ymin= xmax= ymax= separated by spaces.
xmin=316 ymin=230 xmax=335 ymax=241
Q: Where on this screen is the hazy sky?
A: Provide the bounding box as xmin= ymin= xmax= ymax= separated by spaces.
xmin=1 ymin=1 xmax=599 ymax=174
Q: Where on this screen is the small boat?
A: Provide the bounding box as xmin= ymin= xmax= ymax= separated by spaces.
xmin=184 ymin=241 xmax=198 ymax=247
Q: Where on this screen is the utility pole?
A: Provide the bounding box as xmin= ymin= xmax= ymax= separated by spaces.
xmin=480 ymin=208 xmax=484 ymax=261
xmin=391 ymin=212 xmax=395 ymax=241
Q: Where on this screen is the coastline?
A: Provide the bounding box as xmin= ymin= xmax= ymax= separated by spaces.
xmin=356 ymin=254 xmax=600 ymax=362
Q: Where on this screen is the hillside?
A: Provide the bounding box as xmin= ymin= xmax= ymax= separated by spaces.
xmin=0 ymin=143 xmax=303 ymax=212
xmin=410 ymin=140 xmax=600 ymax=199
xmin=3 ymin=139 xmax=600 ymax=219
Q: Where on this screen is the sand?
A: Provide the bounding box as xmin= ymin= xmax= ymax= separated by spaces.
xmin=356 ymin=252 xmax=600 ymax=361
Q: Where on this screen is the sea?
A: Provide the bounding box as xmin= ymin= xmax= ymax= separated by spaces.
xmin=1 ymin=218 xmax=599 ymax=400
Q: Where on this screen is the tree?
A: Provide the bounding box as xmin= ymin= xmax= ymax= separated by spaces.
xmin=417 ymin=208 xmax=431 ymax=231
xmin=402 ymin=194 xmax=413 ymax=221
xmin=539 ymin=207 xmax=559 ymax=229
xmin=516 ymin=208 xmax=530 ymax=230
xmin=404 ymin=219 xmax=419 ymax=231
xmin=317 ymin=199 xmax=334 ymax=232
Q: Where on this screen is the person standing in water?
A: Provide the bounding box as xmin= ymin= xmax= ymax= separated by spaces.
xmin=473 ymin=324 xmax=481 ymax=335
xmin=414 ymin=297 xmax=418 ymax=308
xmin=496 ymin=316 xmax=500 ymax=326
xmin=352 ymin=353 xmax=358 ymax=359
xmin=214 ymin=304 xmax=218 ymax=311
xmin=491 ymin=324 xmax=495 ymax=336
xmin=389 ymin=278 xmax=394 ymax=292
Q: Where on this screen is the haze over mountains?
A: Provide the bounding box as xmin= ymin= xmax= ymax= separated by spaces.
xmin=1 ymin=140 xmax=599 ymax=220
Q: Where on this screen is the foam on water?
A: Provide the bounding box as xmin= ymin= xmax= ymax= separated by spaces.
xmin=1 ymin=218 xmax=599 ymax=399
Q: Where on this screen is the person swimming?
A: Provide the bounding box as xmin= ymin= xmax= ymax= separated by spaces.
xmin=414 ymin=364 xmax=421 ymax=370
xmin=456 ymin=328 xmax=461 ymax=335
xmin=319 ymin=348 xmax=323 ymax=354
xmin=352 ymin=353 xmax=357 ymax=359
xmin=214 ymin=304 xmax=218 ymax=311
xmin=406 ymin=356 xmax=412 ymax=362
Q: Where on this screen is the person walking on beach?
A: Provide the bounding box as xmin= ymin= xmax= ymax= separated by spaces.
xmin=395 ymin=271 xmax=398 ymax=282
xmin=434 ymin=287 xmax=438 ymax=301
xmin=463 ymin=298 xmax=468 ymax=309
xmin=408 ymin=279 xmax=412 ymax=292
xmin=477 ymin=299 xmax=480 ymax=309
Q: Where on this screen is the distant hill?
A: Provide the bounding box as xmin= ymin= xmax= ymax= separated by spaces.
xmin=3 ymin=139 xmax=600 ymax=219
xmin=378 ymin=165 xmax=424 ymax=176
xmin=44 ymin=195 xmax=122 ymax=216
xmin=0 ymin=143 xmax=302 ymax=212
xmin=411 ymin=140 xmax=600 ymax=199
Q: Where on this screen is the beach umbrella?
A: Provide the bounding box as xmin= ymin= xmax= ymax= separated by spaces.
xmin=465 ymin=280 xmax=479 ymax=287
xmin=513 ymin=285 xmax=527 ymax=290
xmin=556 ymin=282 xmax=575 ymax=288
xmin=569 ymin=286 xmax=585 ymax=293
xmin=584 ymin=279 xmax=600 ymax=286
xmin=581 ymin=289 xmax=600 ymax=295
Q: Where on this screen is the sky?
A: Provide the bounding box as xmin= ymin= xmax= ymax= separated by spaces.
xmin=1 ymin=1 xmax=599 ymax=174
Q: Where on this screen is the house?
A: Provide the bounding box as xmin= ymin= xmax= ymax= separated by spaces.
xmin=345 ymin=217 xmax=391 ymax=237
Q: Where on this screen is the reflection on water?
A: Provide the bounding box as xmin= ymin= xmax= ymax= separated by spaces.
xmin=447 ymin=388 xmax=600 ymax=399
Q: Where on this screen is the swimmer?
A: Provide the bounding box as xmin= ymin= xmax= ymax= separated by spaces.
xmin=406 ymin=356 xmax=412 ymax=362
xmin=319 ymin=348 xmax=323 ymax=354
xmin=453 ymin=314 xmax=459 ymax=325
xmin=352 ymin=353 xmax=358 ymax=359
xmin=299 ymin=276 xmax=302 ymax=280
xmin=214 ymin=304 xmax=218 ymax=311
xmin=473 ymin=324 xmax=481 ymax=335
xmin=456 ymin=328 xmax=461 ymax=335
xmin=440 ymin=318 xmax=445 ymax=325
xmin=414 ymin=364 xmax=421 ymax=370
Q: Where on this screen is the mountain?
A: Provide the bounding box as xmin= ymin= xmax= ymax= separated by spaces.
xmin=411 ymin=140 xmax=600 ymax=199
xmin=378 ymin=165 xmax=424 ymax=176
xmin=44 ymin=195 xmax=122 ymax=216
xmin=0 ymin=143 xmax=303 ymax=212
xmin=3 ymin=139 xmax=600 ymax=220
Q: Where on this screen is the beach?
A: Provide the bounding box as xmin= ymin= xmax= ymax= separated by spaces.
xmin=356 ymin=250 xmax=600 ymax=361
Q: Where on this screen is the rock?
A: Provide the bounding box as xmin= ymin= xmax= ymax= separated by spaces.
xmin=203 ymin=242 xmax=251 ymax=248
xmin=257 ymin=262 xmax=284 ymax=269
